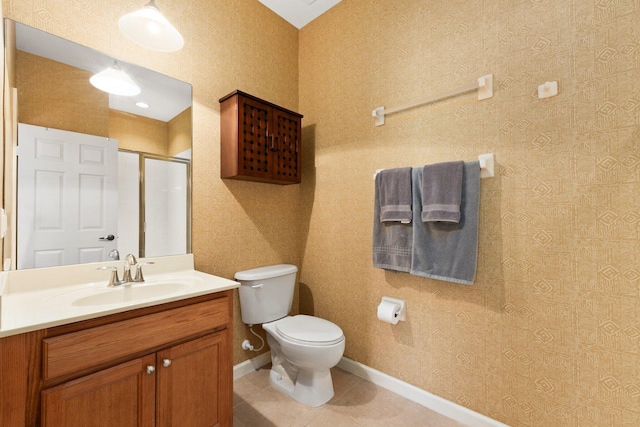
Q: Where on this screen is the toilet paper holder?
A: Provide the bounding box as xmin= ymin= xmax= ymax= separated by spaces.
xmin=380 ymin=296 xmax=406 ymax=322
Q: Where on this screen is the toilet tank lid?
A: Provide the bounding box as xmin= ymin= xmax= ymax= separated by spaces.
xmin=234 ymin=264 xmax=298 ymax=281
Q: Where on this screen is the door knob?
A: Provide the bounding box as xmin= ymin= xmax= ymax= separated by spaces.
xmin=146 ymin=365 xmax=155 ymax=374
xmin=99 ymin=234 xmax=115 ymax=241
xmin=162 ymin=359 xmax=172 ymax=368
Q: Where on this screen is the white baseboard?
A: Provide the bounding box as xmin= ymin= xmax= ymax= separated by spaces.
xmin=233 ymin=351 xmax=272 ymax=380
xmin=234 ymin=353 xmax=507 ymax=427
xmin=337 ymin=357 xmax=509 ymax=427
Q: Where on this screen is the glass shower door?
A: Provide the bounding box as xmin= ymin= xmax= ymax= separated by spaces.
xmin=143 ymin=156 xmax=190 ymax=257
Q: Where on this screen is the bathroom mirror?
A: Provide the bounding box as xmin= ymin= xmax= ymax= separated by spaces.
xmin=4 ymin=20 xmax=193 ymax=270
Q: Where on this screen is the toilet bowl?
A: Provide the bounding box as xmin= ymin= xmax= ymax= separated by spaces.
xmin=263 ymin=315 xmax=345 ymax=407
xmin=235 ymin=265 xmax=345 ymax=407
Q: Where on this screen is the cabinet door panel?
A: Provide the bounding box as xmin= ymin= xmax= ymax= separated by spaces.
xmin=237 ymin=95 xmax=273 ymax=180
xmin=220 ymin=90 xmax=302 ymax=184
xmin=156 ymin=332 xmax=229 ymax=427
xmin=273 ymin=108 xmax=302 ymax=183
xmin=41 ymin=354 xmax=155 ymax=427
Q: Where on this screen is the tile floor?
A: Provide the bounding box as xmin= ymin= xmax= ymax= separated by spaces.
xmin=233 ymin=365 xmax=467 ymax=426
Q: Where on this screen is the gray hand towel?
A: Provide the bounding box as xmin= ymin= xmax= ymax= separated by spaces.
xmin=410 ymin=162 xmax=480 ymax=284
xmin=421 ymin=160 xmax=464 ymax=223
xmin=376 ymin=167 xmax=412 ymax=223
xmin=372 ymin=172 xmax=413 ymax=272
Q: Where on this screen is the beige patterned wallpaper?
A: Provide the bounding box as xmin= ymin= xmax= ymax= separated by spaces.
xmin=3 ymin=0 xmax=300 ymax=370
xmin=109 ymin=110 xmax=168 ymax=156
xmin=16 ymin=50 xmax=109 ymax=136
xmin=168 ymin=106 xmax=192 ymax=157
xmin=299 ymin=1 xmax=640 ymax=426
xmin=5 ymin=0 xmax=639 ymax=426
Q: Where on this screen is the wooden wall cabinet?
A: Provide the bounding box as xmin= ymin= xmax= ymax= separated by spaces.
xmin=0 ymin=291 xmax=233 ymax=427
xmin=219 ymin=90 xmax=303 ymax=184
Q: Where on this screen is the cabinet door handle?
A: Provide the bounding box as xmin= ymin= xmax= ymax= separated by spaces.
xmin=146 ymin=365 xmax=155 ymax=375
xmin=162 ymin=359 xmax=172 ymax=368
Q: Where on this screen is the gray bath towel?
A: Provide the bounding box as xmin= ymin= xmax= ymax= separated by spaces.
xmin=372 ymin=173 xmax=413 ymax=272
xmin=410 ymin=162 xmax=480 ymax=284
xmin=422 ymin=160 xmax=464 ymax=223
xmin=376 ymin=167 xmax=413 ymax=223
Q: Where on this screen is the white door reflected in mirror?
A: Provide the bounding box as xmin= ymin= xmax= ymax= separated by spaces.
xmin=17 ymin=124 xmax=119 ymax=269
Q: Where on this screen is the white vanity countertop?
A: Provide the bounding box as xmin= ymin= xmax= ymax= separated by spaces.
xmin=0 ymin=254 xmax=239 ymax=338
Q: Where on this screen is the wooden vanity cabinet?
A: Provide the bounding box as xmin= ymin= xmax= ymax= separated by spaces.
xmin=41 ymin=354 xmax=157 ymax=426
xmin=156 ymin=333 xmax=226 ymax=426
xmin=219 ymin=90 xmax=303 ymax=184
xmin=42 ymin=332 xmax=227 ymax=427
xmin=0 ymin=290 xmax=233 ymax=427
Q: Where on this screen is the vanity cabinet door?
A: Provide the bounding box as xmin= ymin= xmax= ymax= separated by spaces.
xmin=41 ymin=354 xmax=156 ymax=427
xmin=156 ymin=331 xmax=231 ymax=427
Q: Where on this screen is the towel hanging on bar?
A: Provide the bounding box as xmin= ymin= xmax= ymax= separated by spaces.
xmin=421 ymin=161 xmax=464 ymax=223
xmin=374 ymin=153 xmax=495 ymax=179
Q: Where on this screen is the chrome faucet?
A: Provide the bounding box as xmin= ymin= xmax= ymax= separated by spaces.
xmin=98 ymin=254 xmax=153 ymax=287
xmin=124 ymin=254 xmax=153 ymax=283
xmin=123 ymin=254 xmax=137 ymax=282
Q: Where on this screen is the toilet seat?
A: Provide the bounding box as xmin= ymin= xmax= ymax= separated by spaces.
xmin=275 ymin=315 xmax=344 ymax=346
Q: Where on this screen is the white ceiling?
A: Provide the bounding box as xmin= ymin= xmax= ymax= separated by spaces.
xmin=258 ymin=0 xmax=341 ymax=29
xmin=15 ymin=22 xmax=191 ymax=123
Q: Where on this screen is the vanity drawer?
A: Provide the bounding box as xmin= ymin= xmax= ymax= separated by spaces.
xmin=42 ymin=296 xmax=229 ymax=383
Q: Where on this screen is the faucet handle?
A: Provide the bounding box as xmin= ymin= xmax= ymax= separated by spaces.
xmin=97 ymin=266 xmax=121 ymax=287
xmin=134 ymin=262 xmax=155 ymax=282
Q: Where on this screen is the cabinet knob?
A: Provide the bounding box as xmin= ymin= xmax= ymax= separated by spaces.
xmin=162 ymin=359 xmax=172 ymax=368
xmin=146 ymin=365 xmax=156 ymax=375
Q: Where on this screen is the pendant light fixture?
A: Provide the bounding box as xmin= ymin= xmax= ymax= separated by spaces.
xmin=118 ymin=0 xmax=184 ymax=52
xmin=90 ymin=61 xmax=141 ymax=96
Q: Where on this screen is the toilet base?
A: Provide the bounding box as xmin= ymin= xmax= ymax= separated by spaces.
xmin=269 ymin=365 xmax=335 ymax=407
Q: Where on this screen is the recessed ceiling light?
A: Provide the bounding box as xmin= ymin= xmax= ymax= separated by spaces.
xmin=136 ymin=102 xmax=150 ymax=108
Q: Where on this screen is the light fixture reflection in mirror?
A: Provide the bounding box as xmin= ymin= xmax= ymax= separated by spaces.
xmin=6 ymin=20 xmax=193 ymax=270
xmin=90 ymin=60 xmax=141 ymax=96
xmin=118 ymin=0 xmax=184 ymax=52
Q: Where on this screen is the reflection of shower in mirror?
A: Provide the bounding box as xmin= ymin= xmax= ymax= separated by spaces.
xmin=118 ymin=151 xmax=190 ymax=260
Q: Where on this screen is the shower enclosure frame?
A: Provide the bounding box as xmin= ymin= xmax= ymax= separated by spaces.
xmin=119 ymin=149 xmax=192 ymax=259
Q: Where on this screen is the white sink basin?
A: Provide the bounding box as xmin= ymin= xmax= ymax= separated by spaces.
xmin=72 ymin=282 xmax=190 ymax=306
xmin=45 ymin=276 xmax=205 ymax=307
xmin=0 ymin=254 xmax=241 ymax=338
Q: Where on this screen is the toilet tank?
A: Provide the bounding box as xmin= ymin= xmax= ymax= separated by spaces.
xmin=234 ymin=264 xmax=298 ymax=325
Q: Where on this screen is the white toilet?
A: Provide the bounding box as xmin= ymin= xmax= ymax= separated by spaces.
xmin=235 ymin=264 xmax=345 ymax=407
